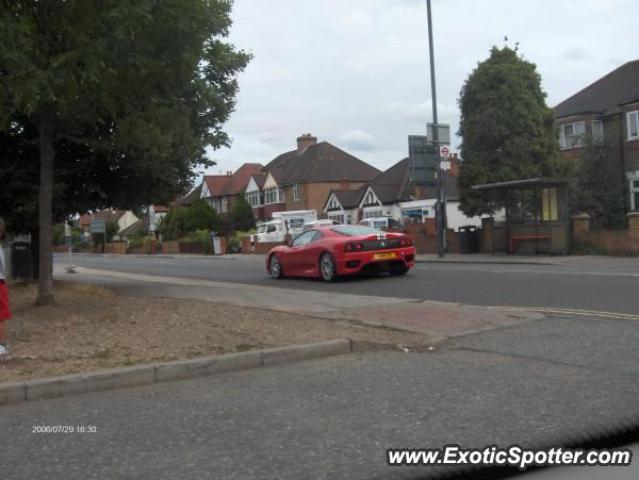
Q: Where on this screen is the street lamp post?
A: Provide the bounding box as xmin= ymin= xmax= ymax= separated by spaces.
xmin=426 ymin=0 xmax=444 ymax=258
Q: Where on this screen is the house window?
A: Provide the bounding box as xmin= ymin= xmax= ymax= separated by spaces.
xmin=221 ymin=197 xmax=228 ymax=213
xmin=245 ymin=191 xmax=261 ymax=207
xmin=630 ymin=176 xmax=639 ymax=211
xmin=363 ymin=209 xmax=382 ymax=218
xmin=292 ymin=183 xmax=300 ymax=201
xmin=628 ymin=111 xmax=639 ymax=140
xmin=558 ymin=121 xmax=586 ymax=149
xmin=264 ymin=187 xmax=283 ymax=204
xmin=328 ymin=213 xmax=345 ymax=224
xmin=591 ymin=120 xmax=604 ymax=144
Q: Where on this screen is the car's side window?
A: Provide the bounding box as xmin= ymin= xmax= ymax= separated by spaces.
xmin=311 ymin=231 xmax=324 ymax=242
xmin=291 ymin=231 xmax=315 ymax=247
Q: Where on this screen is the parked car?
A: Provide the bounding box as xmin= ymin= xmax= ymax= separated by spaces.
xmin=302 ymin=219 xmax=339 ymax=231
xmin=358 ymin=217 xmax=404 ymax=231
xmin=265 ymin=225 xmax=415 ymax=282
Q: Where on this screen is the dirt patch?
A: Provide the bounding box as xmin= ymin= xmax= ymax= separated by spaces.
xmin=1 ymin=282 xmax=432 ymax=382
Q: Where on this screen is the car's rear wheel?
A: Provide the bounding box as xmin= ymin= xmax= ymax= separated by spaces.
xmin=390 ymin=265 xmax=409 ymax=276
xmin=319 ymin=252 xmax=337 ymax=282
xmin=269 ymin=255 xmax=284 ymax=279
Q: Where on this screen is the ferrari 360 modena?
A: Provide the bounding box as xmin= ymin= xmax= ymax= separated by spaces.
xmin=265 ymin=225 xmax=416 ymax=281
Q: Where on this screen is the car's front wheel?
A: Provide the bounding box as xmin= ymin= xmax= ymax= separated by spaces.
xmin=269 ymin=254 xmax=284 ymax=279
xmin=319 ymin=252 xmax=338 ymax=282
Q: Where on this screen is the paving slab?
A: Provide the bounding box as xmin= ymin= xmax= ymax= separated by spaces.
xmin=2 ymin=347 xmax=638 ymax=480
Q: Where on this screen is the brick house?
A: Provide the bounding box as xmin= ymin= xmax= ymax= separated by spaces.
xmin=323 ymin=155 xmax=465 ymax=225
xmin=200 ymin=163 xmax=263 ymax=216
xmin=554 ymin=60 xmax=639 ymax=211
xmin=245 ymin=134 xmax=380 ymax=221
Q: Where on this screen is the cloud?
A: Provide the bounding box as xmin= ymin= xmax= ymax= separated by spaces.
xmin=204 ymin=0 xmax=637 ymax=176
xmin=561 ymin=47 xmax=591 ymax=61
xmin=335 ymin=129 xmax=377 ymax=151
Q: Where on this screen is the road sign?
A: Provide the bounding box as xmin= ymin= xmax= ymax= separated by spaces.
xmin=440 ymin=146 xmax=450 ymax=158
xmin=408 ymin=135 xmax=440 ymax=186
xmin=427 ymin=123 xmax=450 ymax=145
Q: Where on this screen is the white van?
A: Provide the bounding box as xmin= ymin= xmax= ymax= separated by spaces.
xmin=254 ymin=210 xmax=318 ymax=243
xmin=358 ymin=217 xmax=404 ymax=231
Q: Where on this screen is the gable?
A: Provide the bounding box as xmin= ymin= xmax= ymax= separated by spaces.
xmin=245 ymin=177 xmax=260 ymax=193
xmin=201 ymin=182 xmax=211 ymax=198
xmin=324 ymin=193 xmax=344 ymax=212
xmin=263 ymin=172 xmax=279 ymax=189
xmin=359 ymin=186 xmax=382 ymax=208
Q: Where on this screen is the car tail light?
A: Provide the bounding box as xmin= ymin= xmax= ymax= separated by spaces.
xmin=344 ymin=242 xmax=365 ymax=252
xmin=400 ymin=237 xmax=412 ymax=247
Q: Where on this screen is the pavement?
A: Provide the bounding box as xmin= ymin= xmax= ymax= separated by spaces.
xmin=2 ymin=315 xmax=639 ymax=479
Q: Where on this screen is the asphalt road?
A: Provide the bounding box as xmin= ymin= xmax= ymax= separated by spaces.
xmin=55 ymin=254 xmax=639 ymax=315
xmin=3 ymin=313 xmax=639 ymax=480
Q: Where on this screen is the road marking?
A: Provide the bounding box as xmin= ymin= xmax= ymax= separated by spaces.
xmin=500 ymin=306 xmax=639 ymax=321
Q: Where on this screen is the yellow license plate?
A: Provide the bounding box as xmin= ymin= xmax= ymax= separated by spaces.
xmin=373 ymin=252 xmax=397 ymax=260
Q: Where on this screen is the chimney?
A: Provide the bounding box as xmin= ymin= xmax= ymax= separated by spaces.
xmin=296 ymin=133 xmax=317 ymax=154
xmin=449 ymin=153 xmax=460 ymax=177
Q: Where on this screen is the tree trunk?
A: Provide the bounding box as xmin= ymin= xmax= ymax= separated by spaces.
xmin=37 ymin=111 xmax=55 ymax=305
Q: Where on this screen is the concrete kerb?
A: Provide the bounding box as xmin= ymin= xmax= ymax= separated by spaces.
xmin=0 ymin=339 xmax=355 ymax=406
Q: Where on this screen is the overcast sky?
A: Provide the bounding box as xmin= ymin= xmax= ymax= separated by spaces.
xmin=203 ymin=0 xmax=638 ymax=175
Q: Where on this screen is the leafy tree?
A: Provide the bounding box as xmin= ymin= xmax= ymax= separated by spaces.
xmin=571 ymin=139 xmax=626 ymax=229
xmin=230 ymin=194 xmax=256 ymax=232
xmin=159 ymin=199 xmax=220 ymax=241
xmin=106 ymin=220 xmax=119 ymax=243
xmin=458 ymin=46 xmax=566 ymax=216
xmin=0 ymin=1 xmax=250 ymax=304
xmin=182 ymin=199 xmax=220 ymax=233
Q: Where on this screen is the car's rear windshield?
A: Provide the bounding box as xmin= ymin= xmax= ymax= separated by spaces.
xmin=331 ymin=225 xmax=383 ymax=237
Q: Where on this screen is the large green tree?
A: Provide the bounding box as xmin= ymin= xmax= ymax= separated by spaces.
xmin=0 ymin=1 xmax=250 ymax=304
xmin=571 ymin=139 xmax=626 ymax=229
xmin=457 ymin=46 xmax=565 ymax=216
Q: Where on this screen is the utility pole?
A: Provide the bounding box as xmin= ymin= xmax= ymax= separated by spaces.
xmin=426 ymin=0 xmax=444 ymax=257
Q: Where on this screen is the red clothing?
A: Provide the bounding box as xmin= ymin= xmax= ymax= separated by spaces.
xmin=0 ymin=281 xmax=11 ymax=321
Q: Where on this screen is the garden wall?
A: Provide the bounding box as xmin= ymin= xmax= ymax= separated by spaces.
xmin=571 ymin=213 xmax=639 ymax=255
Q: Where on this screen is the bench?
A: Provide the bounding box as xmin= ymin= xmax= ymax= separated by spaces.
xmin=509 ymin=235 xmax=551 ymax=254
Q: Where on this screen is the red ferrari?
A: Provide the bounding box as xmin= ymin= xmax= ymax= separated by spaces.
xmin=265 ymin=225 xmax=416 ymax=281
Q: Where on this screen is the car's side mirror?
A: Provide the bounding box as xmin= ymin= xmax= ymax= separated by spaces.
xmin=285 ymin=235 xmax=293 ymax=247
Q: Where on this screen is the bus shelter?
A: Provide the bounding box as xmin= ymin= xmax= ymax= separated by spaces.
xmin=472 ymin=178 xmax=570 ymax=255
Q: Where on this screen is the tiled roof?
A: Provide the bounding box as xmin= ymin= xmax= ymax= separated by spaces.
xmin=331 ymin=187 xmax=367 ymax=209
xmin=203 ymin=163 xmax=263 ymax=198
xmin=264 ymin=142 xmax=380 ymax=185
xmin=554 ymin=60 xmax=639 ymax=118
xmin=368 ymin=158 xmax=412 ymax=204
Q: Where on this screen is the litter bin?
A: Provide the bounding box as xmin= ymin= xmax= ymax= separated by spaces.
xmin=11 ymin=241 xmax=34 ymax=281
xmin=458 ymin=225 xmax=479 ymax=254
